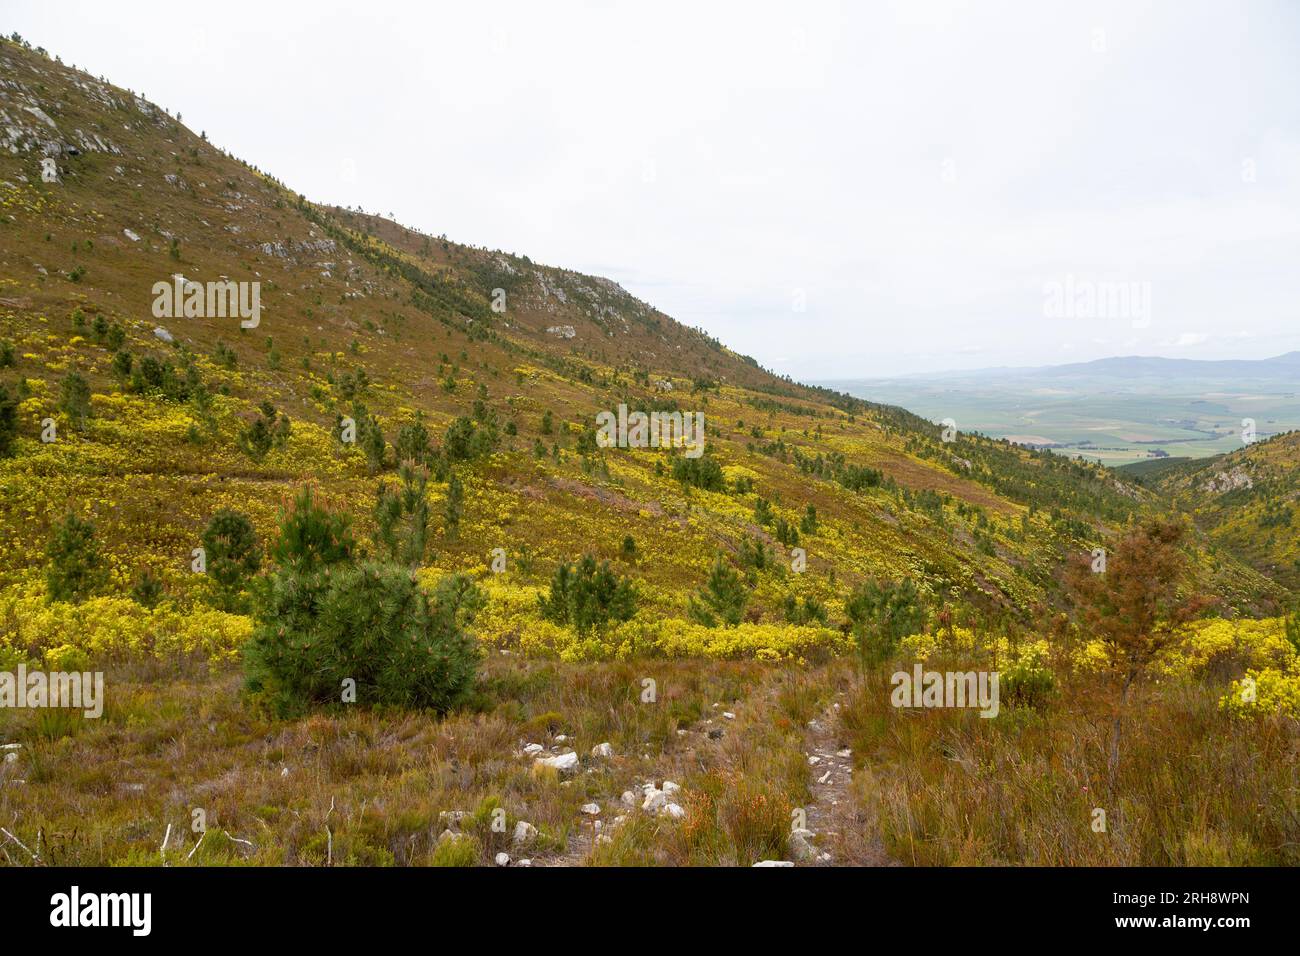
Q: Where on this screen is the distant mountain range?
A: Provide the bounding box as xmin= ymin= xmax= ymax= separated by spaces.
xmin=843 ymin=351 xmax=1300 ymax=387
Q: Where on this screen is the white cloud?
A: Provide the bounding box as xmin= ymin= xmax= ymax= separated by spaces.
xmin=7 ymin=0 xmax=1299 ymax=377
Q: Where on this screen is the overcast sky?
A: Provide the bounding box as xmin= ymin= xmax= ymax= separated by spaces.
xmin=8 ymin=0 xmax=1300 ymax=378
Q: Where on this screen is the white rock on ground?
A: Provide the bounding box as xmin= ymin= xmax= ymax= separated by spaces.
xmin=620 ymin=790 xmax=638 ymax=806
xmin=517 ymin=859 xmax=532 ymax=867
xmin=512 ymin=821 xmax=538 ymax=847
xmin=580 ymin=803 xmax=601 ymax=815
xmin=722 ymin=712 xmax=736 ymax=720
xmin=495 ymin=852 xmax=511 ymax=867
xmin=753 ymin=860 xmax=794 ymax=867
xmin=153 ymin=326 xmax=173 ymax=343
xmin=535 ymin=751 xmax=580 ymax=774
xmin=522 ymin=743 xmax=544 ymax=755
xmin=641 ymin=789 xmax=669 ymax=813
xmin=789 ymin=828 xmax=818 ymax=863
xmin=662 ymin=781 xmax=680 ymax=794
xmin=661 ymin=803 xmax=686 ymax=819
xmin=438 ymin=810 xmax=468 ymax=830
xmin=808 ymin=755 xmax=821 ymax=766
xmin=590 ymin=742 xmax=613 ymax=758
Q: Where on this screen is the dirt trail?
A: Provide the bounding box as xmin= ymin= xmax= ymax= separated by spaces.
xmin=537 ymin=674 xmax=897 ymax=867
xmin=800 ymin=692 xmax=896 ymax=866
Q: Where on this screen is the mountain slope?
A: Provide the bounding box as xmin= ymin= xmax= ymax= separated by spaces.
xmin=1147 ymin=430 xmax=1300 ymax=591
xmin=0 ymin=35 xmax=1287 ymax=654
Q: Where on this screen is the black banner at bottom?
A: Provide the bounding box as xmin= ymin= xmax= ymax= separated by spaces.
xmin=0 ymin=865 xmax=1278 ymax=942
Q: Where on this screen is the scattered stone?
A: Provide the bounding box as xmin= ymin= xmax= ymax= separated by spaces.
xmin=590 ymin=742 xmax=613 ymax=758
xmin=495 ymin=852 xmax=511 ymax=867
xmin=789 ymin=828 xmax=818 ymax=863
xmin=153 ymin=326 xmax=174 ymax=343
xmin=818 ymin=770 xmax=832 ymax=785
xmin=436 ymin=829 xmax=457 ymax=846
xmin=620 ymin=790 xmax=638 ymax=807
xmin=535 ymin=751 xmax=580 ymax=774
xmin=836 ymin=748 xmax=852 ymax=758
xmin=641 ymin=789 xmax=669 ymax=813
xmin=722 ymin=712 xmax=736 ymax=720
xmin=753 ymin=860 xmax=794 ymax=867
xmin=517 ymin=858 xmax=532 ymax=867
xmin=661 ymin=803 xmax=686 ymax=820
xmin=522 ymin=743 xmax=544 ymax=755
xmin=662 ymin=781 xmax=680 ymax=794
xmin=555 ymin=734 xmax=569 ymax=743
xmin=808 ymin=755 xmax=821 ymax=766
xmin=512 ymin=821 xmax=538 ymax=847
xmin=580 ymin=803 xmax=601 ymax=815
xmin=123 ymin=228 xmax=140 ymax=241
xmin=439 ymin=810 xmax=469 ymax=831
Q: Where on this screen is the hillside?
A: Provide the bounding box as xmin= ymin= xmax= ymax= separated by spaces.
xmin=4 ymin=34 xmax=1285 ymax=640
xmin=1147 ymin=430 xmax=1300 ymax=591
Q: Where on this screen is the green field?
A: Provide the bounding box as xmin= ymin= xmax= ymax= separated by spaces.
xmin=826 ymin=379 xmax=1300 ymax=467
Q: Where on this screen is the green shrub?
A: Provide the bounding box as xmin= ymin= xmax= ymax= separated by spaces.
xmin=237 ymin=403 xmax=290 ymax=461
xmin=201 ymin=509 xmax=262 ymax=605
xmin=244 ymin=561 xmax=482 ymax=716
xmin=429 ymin=834 xmax=479 ymax=867
xmin=0 ymin=383 xmax=17 ymax=457
xmin=688 ymin=556 xmax=748 ymax=627
xmin=538 ymin=554 xmax=636 ymax=635
xmin=131 ymin=568 xmax=165 ymax=608
xmin=443 ymin=415 xmax=497 ymax=463
xmin=672 ymin=454 xmax=725 ymax=491
xmin=999 ymin=653 xmax=1057 ymax=710
xmin=395 ymin=412 xmax=433 ymax=466
xmin=374 ymin=462 xmax=430 ymax=566
xmin=845 ymin=578 xmax=924 ymax=663
xmin=443 ymin=471 xmax=464 ymax=538
xmin=782 ymin=593 xmax=828 ymax=626
xmin=269 ymin=486 xmax=355 ymax=571
xmin=45 ymin=511 xmax=105 ymax=603
xmin=59 ymin=371 xmax=92 ymax=428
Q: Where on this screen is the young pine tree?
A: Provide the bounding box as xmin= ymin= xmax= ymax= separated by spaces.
xmin=688 ymin=556 xmax=749 ymax=627
xmin=844 ymin=578 xmax=924 ymax=663
xmin=46 ymin=511 xmax=105 ymax=603
xmin=201 ymin=509 xmax=262 ymax=607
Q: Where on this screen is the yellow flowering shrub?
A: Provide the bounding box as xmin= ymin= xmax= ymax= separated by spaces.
xmin=1220 ymin=663 xmax=1300 ymax=719
xmin=515 ymin=615 xmax=848 ymax=663
xmin=1160 ymin=617 xmax=1293 ymax=679
xmin=0 ymin=587 xmax=252 ymax=664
